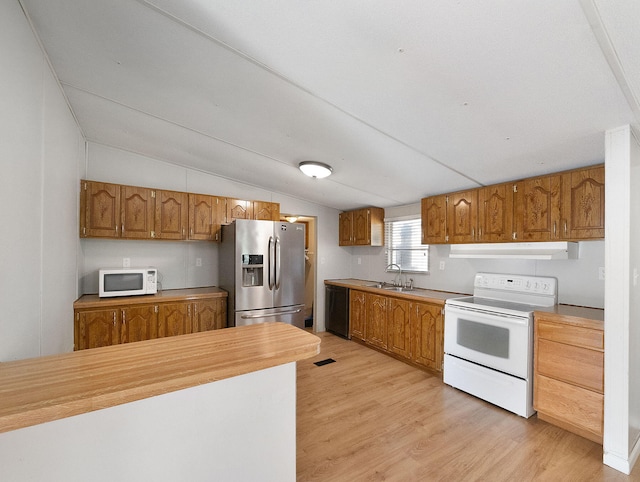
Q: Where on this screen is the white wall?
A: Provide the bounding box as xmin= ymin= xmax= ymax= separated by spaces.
xmin=83 ymin=142 xmax=348 ymax=332
xmin=349 ymin=203 xmax=605 ymax=308
xmin=603 ymin=125 xmax=640 ymax=474
xmin=0 ymin=1 xmax=84 ymax=361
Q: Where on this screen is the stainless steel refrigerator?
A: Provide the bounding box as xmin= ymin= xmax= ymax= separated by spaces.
xmin=220 ymin=219 xmax=306 ymax=328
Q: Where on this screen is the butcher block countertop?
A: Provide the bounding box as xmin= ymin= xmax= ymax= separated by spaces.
xmin=0 ymin=322 xmax=320 ymax=435
xmin=324 ymin=278 xmax=464 ymax=304
xmin=74 ymin=286 xmax=227 ymax=309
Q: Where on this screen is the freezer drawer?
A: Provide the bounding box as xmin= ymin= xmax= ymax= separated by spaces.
xmin=235 ymin=305 xmax=305 ymax=329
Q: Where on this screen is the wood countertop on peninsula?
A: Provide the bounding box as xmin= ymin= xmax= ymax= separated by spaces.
xmin=0 ymin=322 xmax=320 ymax=435
xmin=74 ymin=286 xmax=227 ymax=309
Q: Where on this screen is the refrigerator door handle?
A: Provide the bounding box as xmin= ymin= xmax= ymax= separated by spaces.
xmin=268 ymin=236 xmax=275 ymax=290
xmin=275 ymin=236 xmax=281 ymax=290
xmin=240 ymin=308 xmax=303 ymax=319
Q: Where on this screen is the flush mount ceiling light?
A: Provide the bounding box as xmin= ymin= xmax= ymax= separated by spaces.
xmin=298 ymin=161 xmax=333 ymax=179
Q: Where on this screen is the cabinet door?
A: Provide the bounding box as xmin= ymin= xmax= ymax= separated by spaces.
xmin=447 ymin=190 xmax=478 ymax=244
xmin=75 ymin=309 xmax=120 ymax=350
xmin=253 ymin=201 xmax=280 ymax=221
xmin=421 ymin=195 xmax=447 ymax=244
xmin=410 ymin=301 xmax=442 ymax=372
xmin=353 ymin=209 xmax=371 ymax=245
xmin=226 ymin=199 xmax=253 ymax=222
xmin=366 ymin=293 xmax=388 ymax=350
xmin=513 ymin=175 xmax=561 ymax=241
xmin=387 ymin=297 xmax=411 ymax=359
xmin=562 ymin=166 xmax=604 ymax=240
xmin=349 ymin=290 xmax=366 ymax=340
xmin=121 ymin=305 xmax=157 ymax=344
xmin=121 ymin=185 xmax=155 ymax=239
xmin=189 ymin=194 xmax=226 ymax=241
xmin=81 ymin=181 xmax=120 ymax=238
xmin=339 ymin=211 xmax=354 ymax=246
xmin=477 ymin=183 xmax=513 ymax=242
xmin=192 ymin=299 xmax=227 ymax=332
xmin=155 ymin=190 xmax=188 ymax=240
xmin=157 ymin=302 xmax=192 ymax=338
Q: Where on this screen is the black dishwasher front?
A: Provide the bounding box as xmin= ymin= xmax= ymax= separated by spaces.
xmin=325 ymin=285 xmax=350 ymax=339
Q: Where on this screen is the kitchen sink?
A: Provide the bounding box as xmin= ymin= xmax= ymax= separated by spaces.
xmin=365 ymin=282 xmax=387 ymax=289
xmin=383 ymin=286 xmax=414 ymax=292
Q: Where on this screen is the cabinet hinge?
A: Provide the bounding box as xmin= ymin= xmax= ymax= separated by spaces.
xmin=151 ymin=231 xmax=156 ymax=238
xmin=512 ymin=232 xmax=517 ymax=240
xmin=445 ymin=235 xmax=449 ymax=242
xmin=513 ymin=184 xmax=518 ymax=193
xmin=82 ymin=227 xmax=86 ymax=235
xmin=83 ymin=182 xmax=87 ymax=190
xmin=151 ymin=190 xmax=156 ymax=198
xmin=445 ymin=196 xmax=449 ymax=204
xmin=155 ymin=305 xmax=158 ymax=313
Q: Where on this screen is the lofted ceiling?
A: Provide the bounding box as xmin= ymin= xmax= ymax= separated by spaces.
xmin=20 ymin=0 xmax=640 ymax=211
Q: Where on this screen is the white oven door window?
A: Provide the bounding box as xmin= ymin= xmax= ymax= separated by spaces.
xmin=444 ymin=305 xmax=531 ymax=379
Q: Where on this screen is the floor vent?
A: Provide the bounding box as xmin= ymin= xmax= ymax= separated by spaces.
xmin=314 ymin=358 xmax=336 ymax=367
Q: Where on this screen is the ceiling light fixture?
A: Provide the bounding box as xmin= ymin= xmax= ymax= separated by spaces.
xmin=299 ymin=161 xmax=332 ymax=179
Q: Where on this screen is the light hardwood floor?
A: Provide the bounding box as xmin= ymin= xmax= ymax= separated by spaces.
xmin=297 ymin=331 xmax=640 ymax=481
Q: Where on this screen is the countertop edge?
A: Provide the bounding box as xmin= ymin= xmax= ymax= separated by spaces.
xmin=0 ymin=323 xmax=320 ymax=435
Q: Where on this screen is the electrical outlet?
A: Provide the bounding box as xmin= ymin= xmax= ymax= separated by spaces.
xmin=196 ymin=258 xmax=202 ymax=267
xmin=123 ymin=257 xmax=130 ymax=268
xmin=439 ymin=261 xmax=446 ymax=270
xmin=598 ymin=267 xmax=605 ymax=281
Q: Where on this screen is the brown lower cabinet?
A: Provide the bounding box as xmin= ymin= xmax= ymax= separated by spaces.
xmin=349 ymin=289 xmax=444 ymax=374
xmin=533 ymin=312 xmax=604 ymax=444
xmin=74 ymin=288 xmax=227 ymax=350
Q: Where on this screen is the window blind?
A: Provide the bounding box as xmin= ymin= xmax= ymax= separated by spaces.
xmin=384 ymin=217 xmax=429 ymax=273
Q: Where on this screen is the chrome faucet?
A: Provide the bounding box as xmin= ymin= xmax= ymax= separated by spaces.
xmin=385 ymin=263 xmax=403 ymax=287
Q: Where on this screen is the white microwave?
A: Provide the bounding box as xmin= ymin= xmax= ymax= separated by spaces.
xmin=99 ymin=268 xmax=158 ymax=298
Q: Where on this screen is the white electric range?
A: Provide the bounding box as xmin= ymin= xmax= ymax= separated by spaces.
xmin=443 ymin=272 xmax=557 ymax=418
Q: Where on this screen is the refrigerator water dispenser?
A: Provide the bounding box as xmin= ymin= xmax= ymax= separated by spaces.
xmin=242 ymin=254 xmax=263 ymax=287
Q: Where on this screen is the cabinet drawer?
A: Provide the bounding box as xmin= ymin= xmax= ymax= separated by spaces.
xmin=534 ymin=374 xmax=603 ymax=438
xmin=536 ymin=320 xmax=603 ymax=350
xmin=536 ymin=339 xmax=603 ymax=392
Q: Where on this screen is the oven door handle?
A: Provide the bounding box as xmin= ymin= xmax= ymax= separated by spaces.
xmin=445 ymin=305 xmax=530 ymax=324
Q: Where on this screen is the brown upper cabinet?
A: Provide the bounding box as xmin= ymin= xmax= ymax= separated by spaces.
xmin=189 ymin=194 xmax=226 ymax=241
xmin=339 ymin=207 xmax=384 ymax=246
xmin=80 ymin=181 xmax=121 ymax=238
xmin=226 ymin=198 xmax=253 ymax=221
xmin=155 ymin=189 xmax=188 ymax=240
xmin=253 ymin=201 xmax=280 ymax=221
xmin=226 ymin=199 xmax=280 ymax=222
xmin=81 ymin=180 xmax=279 ymax=242
xmin=421 ymin=164 xmax=604 ymax=244
xmin=120 ymin=185 xmax=156 ymax=239
xmin=421 ymin=194 xmax=447 ymax=244
xmin=447 ymin=190 xmax=478 ymax=244
xmin=477 ymin=182 xmax=514 ymax=242
xmin=513 ymin=175 xmax=562 ymax=241
xmin=561 ymin=166 xmax=605 ymax=240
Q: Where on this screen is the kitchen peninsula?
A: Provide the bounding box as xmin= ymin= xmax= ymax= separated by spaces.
xmin=0 ymin=322 xmax=320 ymax=481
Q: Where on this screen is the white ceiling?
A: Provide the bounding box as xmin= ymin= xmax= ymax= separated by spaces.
xmin=20 ymin=0 xmax=640 ymax=210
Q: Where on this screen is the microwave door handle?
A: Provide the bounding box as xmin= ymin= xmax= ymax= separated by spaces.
xmin=268 ymin=236 xmax=275 ymax=290
xmin=275 ymin=236 xmax=281 ymax=290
